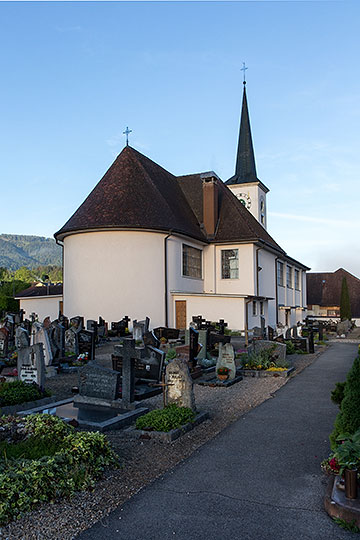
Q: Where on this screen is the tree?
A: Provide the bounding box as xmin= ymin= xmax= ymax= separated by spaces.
xmin=330 ymin=354 xmax=360 ymax=449
xmin=340 ymin=276 xmax=352 ymax=321
xmin=13 ymin=266 xmax=35 ymax=282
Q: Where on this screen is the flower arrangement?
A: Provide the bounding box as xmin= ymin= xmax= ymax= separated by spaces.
xmin=321 ymin=454 xmax=341 ymax=475
xmin=217 ymin=366 xmax=230 ymax=375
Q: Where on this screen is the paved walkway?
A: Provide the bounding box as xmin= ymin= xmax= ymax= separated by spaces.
xmin=79 ymin=343 xmax=359 ymax=540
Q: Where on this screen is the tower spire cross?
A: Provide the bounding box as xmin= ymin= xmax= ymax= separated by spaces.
xmin=241 ymin=62 xmax=248 ymax=84
xmin=123 ymin=126 xmax=132 ymax=146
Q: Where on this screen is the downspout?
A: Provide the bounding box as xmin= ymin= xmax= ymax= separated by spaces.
xmin=245 ymin=298 xmax=252 ymax=348
xmin=255 ymin=247 xmax=263 ymax=297
xmin=275 ymin=257 xmax=279 ymax=325
xmin=164 ymin=231 xmax=173 ymax=328
xmin=56 ymin=238 xmax=64 ymax=316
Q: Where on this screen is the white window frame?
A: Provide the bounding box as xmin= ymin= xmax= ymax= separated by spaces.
xmin=252 ymin=301 xmax=257 ymax=316
xmin=286 ymin=266 xmax=293 ymax=288
xmin=277 ymin=261 xmax=284 ymax=287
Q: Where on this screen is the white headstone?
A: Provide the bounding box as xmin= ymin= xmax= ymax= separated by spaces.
xmin=31 ymin=322 xmax=53 ymax=366
xmin=216 ymin=343 xmax=236 ymax=380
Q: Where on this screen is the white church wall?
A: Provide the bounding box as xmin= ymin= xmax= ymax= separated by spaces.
xmin=171 ymin=294 xmax=246 ymax=330
xmin=215 ymin=244 xmax=255 ymax=296
xmin=167 ymin=236 xmax=204 ymax=294
xmin=19 ymin=296 xmax=62 ymax=322
xmin=63 ymin=231 xmax=167 ymax=326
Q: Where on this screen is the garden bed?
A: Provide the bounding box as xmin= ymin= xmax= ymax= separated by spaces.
xmin=124 ymin=411 xmax=209 ymax=442
xmin=238 ymin=367 xmax=295 ymax=378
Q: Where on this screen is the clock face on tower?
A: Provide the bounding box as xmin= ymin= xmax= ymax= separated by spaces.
xmin=236 ymin=192 xmax=251 ymax=209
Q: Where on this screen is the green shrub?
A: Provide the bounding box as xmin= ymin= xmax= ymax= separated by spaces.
xmin=331 ymin=382 xmax=346 ymax=407
xmin=165 ymin=348 xmax=177 ymax=362
xmin=0 ymin=414 xmax=118 ymax=525
xmin=0 ymin=381 xmax=50 ymax=407
xmin=135 ymin=404 xmax=195 ymax=432
xmin=285 ymin=341 xmax=296 ymax=355
xmin=330 ymin=355 xmax=360 ymax=449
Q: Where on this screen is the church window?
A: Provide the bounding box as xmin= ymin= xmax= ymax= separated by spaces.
xmin=252 ymin=301 xmax=257 ymax=316
xmin=287 ymin=266 xmax=293 ymax=288
xmin=221 ymin=249 xmax=239 ymax=279
xmin=277 ymin=261 xmax=284 ymax=286
xmin=182 ymin=244 xmax=202 ymax=278
xmin=295 ymin=269 xmax=300 ymax=290
xmin=260 ymin=301 xmax=264 ymax=315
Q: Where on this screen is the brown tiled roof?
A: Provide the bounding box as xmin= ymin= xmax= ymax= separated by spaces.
xmin=177 ymin=173 xmax=285 ymax=253
xmin=55 ymin=146 xmax=206 ymax=243
xmin=15 ymin=284 xmax=63 ymax=298
xmin=307 ymin=268 xmax=360 ymax=316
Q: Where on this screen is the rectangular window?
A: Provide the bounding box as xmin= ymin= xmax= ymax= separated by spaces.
xmin=182 ymin=244 xmax=202 ymax=278
xmin=252 ymin=301 xmax=257 ymax=316
xmin=260 ymin=301 xmax=264 ymax=316
xmin=286 ymin=266 xmax=293 ymax=288
xmin=277 ymin=261 xmax=284 ymax=286
xmin=221 ymin=249 xmax=239 ymax=279
xmin=295 ymin=269 xmax=300 ymax=290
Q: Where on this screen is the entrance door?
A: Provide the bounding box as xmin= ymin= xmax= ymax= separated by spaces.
xmin=175 ymin=300 xmax=186 ymax=329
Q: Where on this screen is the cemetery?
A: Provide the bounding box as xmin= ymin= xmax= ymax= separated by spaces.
xmin=0 ymin=307 xmax=357 ymax=537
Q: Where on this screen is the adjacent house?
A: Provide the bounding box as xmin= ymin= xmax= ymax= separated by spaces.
xmin=54 ymin=83 xmax=309 ymax=330
xmin=15 ymin=283 xmax=63 ymax=321
xmin=307 ymin=268 xmax=360 ymax=323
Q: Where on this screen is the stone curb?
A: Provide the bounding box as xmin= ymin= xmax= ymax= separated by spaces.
xmin=0 ymin=396 xmax=55 ymax=416
xmin=237 ymin=367 xmax=295 ymax=378
xmin=324 ymin=475 xmax=360 ymax=526
xmin=124 ymin=411 xmax=210 ymax=442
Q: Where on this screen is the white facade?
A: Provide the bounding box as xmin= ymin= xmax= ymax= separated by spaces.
xmin=19 ymin=295 xmax=62 ymax=322
xmin=59 ymin=227 xmax=307 ymax=332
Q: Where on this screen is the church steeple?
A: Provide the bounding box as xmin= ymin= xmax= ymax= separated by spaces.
xmin=226 ymin=83 xmax=258 ymax=185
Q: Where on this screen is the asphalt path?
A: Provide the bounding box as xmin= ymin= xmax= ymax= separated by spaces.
xmin=79 ymin=343 xmax=359 ymax=540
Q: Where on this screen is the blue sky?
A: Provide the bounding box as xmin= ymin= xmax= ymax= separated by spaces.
xmin=1 ymin=0 xmax=360 ymax=275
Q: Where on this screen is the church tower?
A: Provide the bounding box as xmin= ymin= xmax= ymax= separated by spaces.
xmin=226 ymin=80 xmax=269 ymax=229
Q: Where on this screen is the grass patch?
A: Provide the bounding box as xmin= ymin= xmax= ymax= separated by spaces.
xmin=135 ymin=404 xmax=195 ymax=432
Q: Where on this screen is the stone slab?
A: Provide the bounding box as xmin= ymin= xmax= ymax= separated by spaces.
xmin=238 ymin=367 xmax=295 ymax=378
xmin=197 ymin=374 xmax=243 ymax=387
xmin=1 ymin=396 xmax=55 ymax=416
xmin=125 ymin=411 xmax=209 ymax=442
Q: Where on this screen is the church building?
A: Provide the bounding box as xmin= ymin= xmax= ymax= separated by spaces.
xmin=54 ymin=82 xmax=309 ymax=331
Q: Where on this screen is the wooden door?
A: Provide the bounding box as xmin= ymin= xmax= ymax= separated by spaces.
xmin=175 ymin=300 xmax=186 ymax=329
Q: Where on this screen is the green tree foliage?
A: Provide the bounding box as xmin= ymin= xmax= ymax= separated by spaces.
xmin=330 ymin=354 xmax=360 ymax=449
xmin=340 ymin=276 xmax=352 ymax=321
xmin=13 ymin=266 xmax=34 ymax=282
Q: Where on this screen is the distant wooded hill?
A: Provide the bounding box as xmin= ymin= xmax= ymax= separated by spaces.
xmin=0 ymin=234 xmax=62 ymax=270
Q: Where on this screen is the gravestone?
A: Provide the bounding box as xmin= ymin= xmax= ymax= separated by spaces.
xmin=291 ymin=337 xmax=308 ymax=352
xmin=76 ymin=362 xmax=120 ymax=403
xmin=165 ymin=358 xmax=195 ymax=411
xmin=252 ymin=326 xmax=263 ymax=338
xmin=32 ymin=322 xmax=53 ymax=366
xmin=185 ymin=329 xmax=207 ymax=360
xmin=132 ymin=317 xmax=150 ymax=344
xmin=78 ymin=329 xmax=95 ymax=361
xmin=292 ymin=326 xmax=298 ymax=338
xmin=268 ymin=326 xmax=275 ymax=341
xmin=189 ymin=327 xmax=199 ymax=368
xmin=65 ymin=327 xmax=79 ymax=355
xmin=143 ymin=331 xmax=160 ymax=348
xmin=87 ymin=320 xmax=98 ymax=343
xmin=0 ymin=327 xmax=9 ymax=358
xmin=15 ymin=326 xmax=30 ymax=350
xmin=216 ymin=343 xmax=236 ymax=380
xmin=17 ymin=342 xmax=45 ymax=388
xmin=70 ymin=316 xmax=84 ymax=330
xmin=153 ymin=327 xmax=180 ymax=341
xmin=248 ymin=340 xmax=287 ymax=362
xmin=114 ymin=339 xmax=142 ymax=407
xmin=48 ymin=320 xmax=65 ymax=359
xmin=285 ymin=328 xmax=292 ymax=340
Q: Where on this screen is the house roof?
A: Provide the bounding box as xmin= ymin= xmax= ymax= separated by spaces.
xmin=15 ymin=283 xmax=63 ymax=299
xmin=54 ymin=146 xmax=206 ymax=243
xmin=307 ymin=268 xmax=360 ymax=316
xmin=177 ymin=173 xmax=285 ymax=253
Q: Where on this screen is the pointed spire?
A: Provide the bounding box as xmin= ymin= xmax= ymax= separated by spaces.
xmin=226 ymin=82 xmax=258 ymax=185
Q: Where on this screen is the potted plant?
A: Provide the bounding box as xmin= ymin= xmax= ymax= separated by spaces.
xmin=333 ymin=434 xmax=360 ymax=499
xmin=217 ymin=366 xmax=230 ymax=381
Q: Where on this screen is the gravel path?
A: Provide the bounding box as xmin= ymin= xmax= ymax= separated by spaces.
xmin=0 ymin=344 xmax=326 ymax=540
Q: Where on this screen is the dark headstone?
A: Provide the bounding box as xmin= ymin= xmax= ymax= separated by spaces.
xmin=0 ymin=327 xmax=9 ymax=358
xmin=78 ymin=362 xmax=120 ymax=401
xmin=153 ymin=327 xmax=180 ymax=341
xmin=87 ymin=320 xmax=98 ymax=343
xmin=70 ymin=316 xmax=84 ymax=330
xmin=114 ymin=339 xmax=143 ymax=407
xmin=268 ymin=326 xmax=275 ymax=341
xmin=143 ymin=331 xmax=160 ymax=348
xmin=78 ymin=329 xmax=95 ymax=361
xmin=189 ymin=327 xmax=199 ymax=368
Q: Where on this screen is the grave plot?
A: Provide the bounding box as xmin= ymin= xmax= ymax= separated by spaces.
xmin=197 ymin=342 xmax=243 ymax=387
xmin=237 ymin=340 xmax=295 ymax=377
xmin=124 ymin=357 xmax=208 ymax=442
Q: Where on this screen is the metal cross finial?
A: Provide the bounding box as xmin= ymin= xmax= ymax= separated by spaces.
xmin=123 ymin=126 xmax=132 ymax=146
xmin=241 ymin=62 xmax=248 ymax=84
